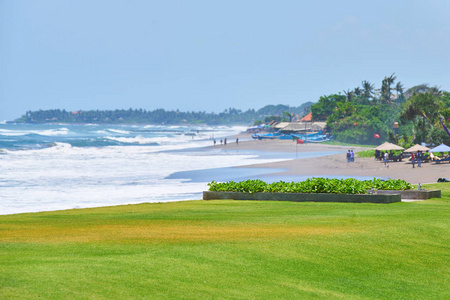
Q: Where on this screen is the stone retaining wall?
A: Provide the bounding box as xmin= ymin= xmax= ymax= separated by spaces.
xmin=376 ymin=189 xmax=441 ymax=199
xmin=203 ymin=191 xmax=401 ymax=204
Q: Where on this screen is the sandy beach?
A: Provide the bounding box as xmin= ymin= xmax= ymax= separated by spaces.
xmin=215 ymin=134 xmax=449 ymax=185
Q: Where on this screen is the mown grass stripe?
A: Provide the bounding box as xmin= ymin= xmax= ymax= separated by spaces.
xmin=0 ymin=183 xmax=449 ymax=299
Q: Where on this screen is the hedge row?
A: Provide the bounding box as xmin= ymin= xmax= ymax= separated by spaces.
xmin=208 ymin=178 xmax=412 ymax=195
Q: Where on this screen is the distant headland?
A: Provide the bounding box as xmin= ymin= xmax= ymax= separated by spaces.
xmin=12 ymin=103 xmax=313 ymax=125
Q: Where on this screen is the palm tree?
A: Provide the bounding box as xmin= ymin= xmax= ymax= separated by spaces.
xmin=400 ymin=92 xmax=444 ymax=143
xmin=386 ymin=73 xmax=396 ymax=91
xmin=395 ymin=81 xmax=404 ymax=96
xmin=380 ymin=77 xmax=389 ymax=104
xmin=395 ymin=81 xmax=405 ymax=103
xmin=343 ymin=89 xmax=354 ymax=102
xmin=380 ymin=73 xmax=396 ymax=104
xmin=400 ymin=100 xmax=421 ymax=141
xmin=283 ymin=111 xmax=293 ymax=122
xmin=362 ymin=80 xmax=375 ymax=101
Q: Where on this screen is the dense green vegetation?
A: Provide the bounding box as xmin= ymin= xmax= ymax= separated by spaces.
xmin=356 ymin=149 xmax=404 ymax=158
xmin=208 ymin=178 xmax=412 ymax=194
xmin=0 ymin=183 xmax=448 ymax=299
xmin=14 ymin=74 xmax=450 ymax=146
xmin=311 ymin=76 xmax=450 ymax=145
xmin=14 ymin=103 xmax=313 ymax=125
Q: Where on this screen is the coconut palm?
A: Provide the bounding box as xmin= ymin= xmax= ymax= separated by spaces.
xmin=394 ymin=81 xmax=405 ymax=104
xmin=362 ymin=80 xmax=375 ymax=101
xmin=343 ymin=89 xmax=354 ymax=102
xmin=400 ymin=92 xmax=444 ymax=143
xmin=380 ymin=77 xmax=390 ymax=104
xmin=283 ymin=111 xmax=293 ymax=122
xmin=395 ymin=81 xmax=404 ymax=96
xmin=380 ymin=73 xmax=396 ymax=104
xmin=354 ymin=87 xmax=363 ymax=96
xmin=386 ymin=73 xmax=396 ymax=90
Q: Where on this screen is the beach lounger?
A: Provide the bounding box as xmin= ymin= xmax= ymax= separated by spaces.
xmin=434 ymin=156 xmax=450 ymax=163
xmin=390 ymin=153 xmax=403 ymax=162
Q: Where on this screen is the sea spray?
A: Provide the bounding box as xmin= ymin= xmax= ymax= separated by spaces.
xmin=0 ymin=123 xmax=286 ymax=215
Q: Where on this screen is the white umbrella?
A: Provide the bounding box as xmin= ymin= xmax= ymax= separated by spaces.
xmin=429 ymin=143 xmax=450 ymax=153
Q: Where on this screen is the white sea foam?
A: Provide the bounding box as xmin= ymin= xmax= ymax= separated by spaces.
xmin=106 ymin=135 xmax=160 ymax=144
xmin=36 ymin=128 xmax=70 ymax=136
xmin=107 ymin=129 xmax=130 ymax=134
xmin=0 ymin=128 xmax=69 ymax=136
xmin=0 ymin=129 xmax=26 ymax=136
xmin=0 ymin=144 xmax=286 ymax=215
xmin=0 ymin=124 xmax=271 ymax=215
xmin=96 ymin=130 xmax=109 ymax=135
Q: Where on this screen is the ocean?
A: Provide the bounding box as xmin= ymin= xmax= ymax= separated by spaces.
xmin=0 ymin=123 xmax=284 ymax=215
xmin=0 ymin=123 xmax=346 ymax=215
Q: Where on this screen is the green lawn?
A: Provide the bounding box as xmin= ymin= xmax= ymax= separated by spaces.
xmin=321 ymin=141 xmax=375 ymax=148
xmin=1 ymin=183 xmax=449 ymax=299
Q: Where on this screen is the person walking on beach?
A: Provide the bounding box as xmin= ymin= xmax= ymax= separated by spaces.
xmin=375 ymin=149 xmax=380 ymax=160
xmin=384 ymin=152 xmax=389 ymax=168
xmin=411 ymin=152 xmax=415 ymax=168
xmin=417 ymin=150 xmax=422 ymax=167
xmin=236 ymin=138 xmax=239 ymax=145
xmin=350 ymin=150 xmax=354 ymax=162
xmin=224 ymin=138 xmax=227 ymax=145
xmin=347 ymin=150 xmax=351 ymax=163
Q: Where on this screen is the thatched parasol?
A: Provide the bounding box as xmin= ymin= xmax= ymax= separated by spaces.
xmin=375 ymin=142 xmax=404 ymax=151
xmin=404 ymin=144 xmax=430 ymax=153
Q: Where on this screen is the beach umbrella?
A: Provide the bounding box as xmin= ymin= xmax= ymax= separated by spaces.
xmin=429 ymin=143 xmax=450 ymax=153
xmin=404 ymin=144 xmax=430 ymax=153
xmin=375 ymin=142 xmax=404 ymax=151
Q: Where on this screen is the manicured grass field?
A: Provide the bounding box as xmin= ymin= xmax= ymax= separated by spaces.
xmin=1 ymin=183 xmax=449 ymax=299
xmin=322 ymin=141 xmax=375 ymax=148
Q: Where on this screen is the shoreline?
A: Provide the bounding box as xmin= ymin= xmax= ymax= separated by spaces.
xmin=211 ymin=135 xmax=448 ymax=185
xmin=2 ymin=132 xmax=445 ymax=216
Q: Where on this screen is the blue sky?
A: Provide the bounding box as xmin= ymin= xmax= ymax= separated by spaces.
xmin=1 ymin=0 xmax=450 ymax=121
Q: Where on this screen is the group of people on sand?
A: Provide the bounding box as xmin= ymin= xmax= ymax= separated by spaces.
xmin=213 ymin=137 xmax=239 ymax=146
xmin=374 ymin=149 xmax=425 ymax=169
xmin=346 ymin=150 xmax=355 ymax=163
xmin=410 ymin=150 xmax=423 ymax=168
xmin=213 ymin=138 xmax=225 ymax=145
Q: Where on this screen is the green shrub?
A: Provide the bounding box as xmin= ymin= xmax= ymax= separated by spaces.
xmin=357 ymin=149 xmax=375 ymax=158
xmin=208 ymin=178 xmax=412 ymax=195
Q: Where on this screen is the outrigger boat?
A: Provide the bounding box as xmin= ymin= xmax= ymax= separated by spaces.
xmin=252 ymin=131 xmax=332 ymax=142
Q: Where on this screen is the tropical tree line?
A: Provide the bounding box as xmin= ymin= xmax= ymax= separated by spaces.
xmin=311 ymin=74 xmax=450 ymax=145
xmin=14 ymin=74 xmax=450 ymax=146
xmin=14 ymin=103 xmax=313 ymax=125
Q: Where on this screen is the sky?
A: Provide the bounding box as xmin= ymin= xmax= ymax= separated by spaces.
xmin=1 ymin=0 xmax=450 ymax=121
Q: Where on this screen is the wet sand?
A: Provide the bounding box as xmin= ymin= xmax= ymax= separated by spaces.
xmin=215 ymin=134 xmax=449 ymax=184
